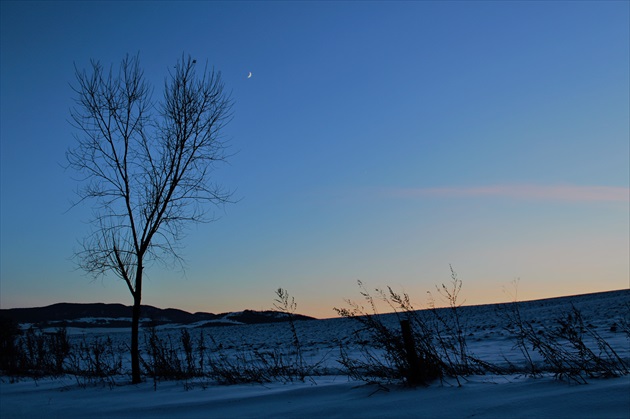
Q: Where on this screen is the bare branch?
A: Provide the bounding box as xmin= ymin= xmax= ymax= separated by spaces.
xmin=67 ymin=53 xmax=232 ymax=292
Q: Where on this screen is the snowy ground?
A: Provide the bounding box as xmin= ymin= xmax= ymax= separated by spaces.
xmin=2 ymin=374 xmax=629 ymax=418
xmin=2 ymin=289 xmax=629 ymax=418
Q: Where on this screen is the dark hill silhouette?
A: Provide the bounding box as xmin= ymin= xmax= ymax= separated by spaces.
xmin=0 ymin=303 xmax=315 ymax=328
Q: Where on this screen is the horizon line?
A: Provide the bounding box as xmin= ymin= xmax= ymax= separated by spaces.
xmin=2 ymin=287 xmax=627 ymax=319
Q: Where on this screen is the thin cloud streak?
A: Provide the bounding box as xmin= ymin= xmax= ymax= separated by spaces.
xmin=385 ymin=185 xmax=630 ymax=203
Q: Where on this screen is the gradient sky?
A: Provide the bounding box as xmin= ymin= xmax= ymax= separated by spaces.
xmin=1 ymin=1 xmax=628 ymax=319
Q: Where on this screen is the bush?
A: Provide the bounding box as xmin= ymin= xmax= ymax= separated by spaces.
xmin=425 ymin=267 xmax=487 ymax=380
xmin=335 ymin=281 xmax=446 ymax=386
xmin=141 ymin=326 xmax=204 ymax=383
xmin=205 ymin=288 xmax=320 ymax=385
xmin=0 ymin=316 xmax=21 ymax=374
xmin=336 ymin=268 xmax=505 ymax=386
xmin=15 ymin=327 xmax=70 ymax=377
xmin=502 ymin=302 xmax=629 ymax=383
xmin=67 ymin=335 xmax=124 ymax=387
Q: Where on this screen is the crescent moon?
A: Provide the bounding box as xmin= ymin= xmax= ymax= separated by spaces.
xmin=247 ymin=72 xmax=252 ymax=78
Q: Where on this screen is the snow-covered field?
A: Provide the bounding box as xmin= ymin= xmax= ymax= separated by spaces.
xmin=2 ymin=289 xmax=629 ymax=418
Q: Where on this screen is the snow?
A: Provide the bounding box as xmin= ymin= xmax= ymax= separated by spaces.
xmin=2 ymin=375 xmax=628 ymax=418
xmin=2 ymin=290 xmax=629 ymax=418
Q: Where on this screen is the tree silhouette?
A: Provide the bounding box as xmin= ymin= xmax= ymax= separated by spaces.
xmin=67 ymin=54 xmax=232 ymax=383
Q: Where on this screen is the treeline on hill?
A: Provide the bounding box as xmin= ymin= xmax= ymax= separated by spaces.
xmin=1 ymin=282 xmax=629 ymax=388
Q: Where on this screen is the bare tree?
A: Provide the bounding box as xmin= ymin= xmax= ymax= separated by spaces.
xmin=67 ymin=54 xmax=232 ymax=383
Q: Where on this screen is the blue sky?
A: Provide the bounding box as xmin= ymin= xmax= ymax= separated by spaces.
xmin=1 ymin=1 xmax=628 ymax=318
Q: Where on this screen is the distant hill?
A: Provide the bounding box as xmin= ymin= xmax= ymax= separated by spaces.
xmin=0 ymin=303 xmax=315 ymax=329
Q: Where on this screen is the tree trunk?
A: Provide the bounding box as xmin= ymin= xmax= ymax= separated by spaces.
xmin=130 ymin=263 xmax=143 ymax=384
